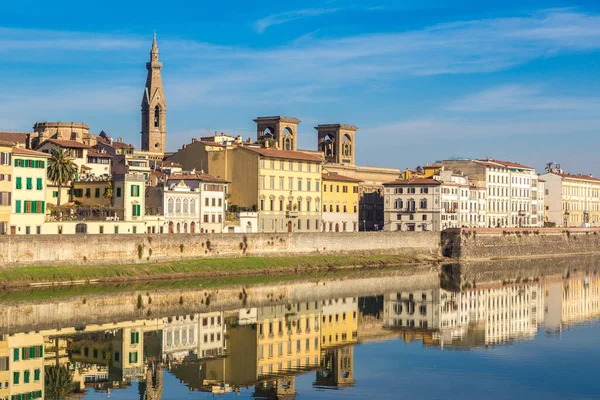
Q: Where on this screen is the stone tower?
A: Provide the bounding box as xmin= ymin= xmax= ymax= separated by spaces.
xmin=254 ymin=116 xmax=300 ymax=151
xmin=141 ymin=33 xmax=167 ymax=153
xmin=316 ymin=124 xmax=358 ymax=166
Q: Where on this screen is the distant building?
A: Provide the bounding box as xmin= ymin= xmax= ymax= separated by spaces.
xmin=321 ymin=172 xmax=361 ymax=232
xmin=0 ymin=141 xmax=12 ymax=234
xmin=539 ymin=163 xmax=600 ymax=227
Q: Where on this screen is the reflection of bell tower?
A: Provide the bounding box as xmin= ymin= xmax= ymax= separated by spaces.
xmin=254 ymin=116 xmax=300 ymax=151
xmin=141 ymin=33 xmax=167 ymax=153
xmin=314 ymin=346 xmax=355 ymax=389
xmin=316 ymin=124 xmax=358 ymax=165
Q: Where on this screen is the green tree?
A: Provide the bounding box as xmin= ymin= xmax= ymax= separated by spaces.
xmin=44 ymin=364 xmax=74 ymax=400
xmin=47 ymin=148 xmax=78 ymax=210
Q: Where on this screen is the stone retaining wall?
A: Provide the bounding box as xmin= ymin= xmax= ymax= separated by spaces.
xmin=0 ymin=231 xmax=441 ymax=267
xmin=442 ymin=228 xmax=600 ymax=260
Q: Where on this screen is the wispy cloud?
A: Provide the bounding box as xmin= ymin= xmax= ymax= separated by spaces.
xmin=253 ymin=8 xmax=342 ymax=33
xmin=447 ymin=84 xmax=600 ymax=112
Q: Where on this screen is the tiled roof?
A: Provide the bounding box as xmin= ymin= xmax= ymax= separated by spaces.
xmin=555 ymin=173 xmax=600 ymax=183
xmin=243 ymin=146 xmax=323 ymax=162
xmin=474 ymin=159 xmax=534 ymax=170
xmin=88 ymin=150 xmax=112 ymax=158
xmin=0 ymin=132 xmax=27 ymax=145
xmin=38 ymin=139 xmax=91 ymax=149
xmin=322 ymin=173 xmax=363 ymax=183
xmin=13 ymin=147 xmax=51 ymax=158
xmin=383 ymin=177 xmax=441 ymax=186
xmin=167 ymin=173 xmax=229 ymax=183
xmin=0 ymin=139 xmax=15 ymax=147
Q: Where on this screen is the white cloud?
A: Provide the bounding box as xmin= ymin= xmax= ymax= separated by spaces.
xmin=447 ymin=84 xmax=600 ymax=112
xmin=253 ymin=8 xmax=342 ymax=33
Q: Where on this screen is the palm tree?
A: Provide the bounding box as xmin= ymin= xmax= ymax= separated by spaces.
xmin=45 ymin=363 xmax=74 ymax=399
xmin=47 ymin=148 xmax=78 ymax=210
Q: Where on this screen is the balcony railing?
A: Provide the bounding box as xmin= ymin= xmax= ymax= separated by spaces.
xmin=46 ymin=205 xmax=125 ymax=222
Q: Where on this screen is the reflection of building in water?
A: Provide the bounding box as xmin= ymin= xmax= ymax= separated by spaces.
xmin=254 ymin=378 xmax=296 ymax=400
xmin=0 ymin=334 xmax=8 ymax=400
xmin=321 ymin=297 xmax=358 ymax=348
xmin=314 ymin=346 xmax=355 ymax=389
xmin=385 ymin=284 xmax=545 ymax=348
xmin=256 ymin=303 xmax=321 ymax=378
xmin=545 ymin=276 xmax=600 ymax=335
xmin=138 ymin=361 xmax=163 ymax=400
xmin=197 ymin=312 xmax=225 ymax=358
xmin=383 ymin=289 xmax=440 ymax=331
xmin=169 ymin=357 xmax=229 ymax=393
xmin=162 ymin=315 xmax=197 ymax=361
xmin=4 ymin=332 xmax=45 ymax=400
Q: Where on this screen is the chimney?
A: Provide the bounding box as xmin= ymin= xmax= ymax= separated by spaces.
xmin=264 ymin=140 xmax=270 ymax=148
xmin=191 ymin=168 xmax=196 ymax=174
xmin=117 ymin=137 xmax=123 ymax=143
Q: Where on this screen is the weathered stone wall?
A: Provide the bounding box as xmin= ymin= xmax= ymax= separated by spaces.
xmin=443 ymin=228 xmax=600 ymax=260
xmin=0 ymin=268 xmax=439 ymax=333
xmin=0 ymin=231 xmax=440 ymax=267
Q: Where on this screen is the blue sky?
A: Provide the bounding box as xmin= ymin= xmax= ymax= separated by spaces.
xmin=3 ymin=1 xmax=600 ymax=173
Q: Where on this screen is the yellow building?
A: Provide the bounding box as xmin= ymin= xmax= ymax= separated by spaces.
xmin=71 ymin=180 xmax=112 ymax=206
xmin=321 ymin=172 xmax=361 ymax=232
xmin=7 ymin=332 xmax=45 ymax=400
xmin=10 ymin=148 xmax=50 ymax=235
xmin=0 ymin=141 xmax=12 ymax=235
xmin=0 ymin=334 xmax=8 ymax=400
xmin=320 ymin=297 xmax=359 ymax=348
xmin=400 ymin=163 xmax=443 ymax=180
xmin=256 ymin=302 xmax=321 ymax=378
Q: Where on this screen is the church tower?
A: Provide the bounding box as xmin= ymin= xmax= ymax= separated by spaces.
xmin=141 ymin=33 xmax=167 ymax=153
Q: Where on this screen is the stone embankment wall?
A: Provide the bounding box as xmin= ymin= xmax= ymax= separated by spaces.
xmin=0 ymin=268 xmax=439 ymax=333
xmin=0 ymin=231 xmax=440 ymax=267
xmin=443 ymin=228 xmax=600 ymax=260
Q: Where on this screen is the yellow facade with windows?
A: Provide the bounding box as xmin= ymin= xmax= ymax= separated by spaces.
xmin=0 ymin=142 xmax=12 ymax=235
xmin=256 ymin=302 xmax=321 ymax=378
xmin=7 ymin=333 xmax=45 ymax=400
xmin=321 ymin=173 xmax=361 ymax=232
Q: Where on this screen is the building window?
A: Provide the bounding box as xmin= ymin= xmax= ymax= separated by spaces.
xmin=116 ymin=187 xmax=122 ymax=197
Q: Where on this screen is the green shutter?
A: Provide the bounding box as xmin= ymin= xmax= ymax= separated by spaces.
xmin=36 ymin=178 xmax=42 ymax=190
xmin=41 ymin=201 xmax=45 ymax=214
xmin=24 ymin=370 xmax=30 ymax=383
xmin=34 ymin=369 xmax=40 ymax=381
xmin=14 ymin=159 xmax=18 ymax=167
xmin=16 ymin=177 xmax=22 ymax=189
xmin=130 ymin=185 xmax=134 ymax=196
xmin=13 ymin=348 xmax=19 ymax=361
xmin=136 ymin=204 xmax=141 ymax=216
xmin=39 ymin=345 xmax=43 ymax=357
xmin=29 ymin=346 xmax=34 ymax=358
xmin=31 ymin=201 xmax=36 ymax=214
xmin=40 ymin=160 xmax=44 ymax=168
xmin=13 ymin=371 xmax=19 ymax=384
xmin=130 ymin=332 xmax=135 ymax=344
xmin=136 ymin=332 xmax=140 ymax=343
xmin=128 ymin=352 xmax=132 ymax=363
xmin=22 ymin=347 xmax=26 ymax=359
xmin=32 ymin=160 xmax=37 ymax=168
xmin=26 ymin=177 xmax=32 ymax=190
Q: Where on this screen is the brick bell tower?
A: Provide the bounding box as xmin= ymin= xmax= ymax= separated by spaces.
xmin=141 ymin=33 xmax=167 ymax=153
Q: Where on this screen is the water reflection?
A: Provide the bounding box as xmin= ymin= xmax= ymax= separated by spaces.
xmin=0 ymin=271 xmax=598 ymax=399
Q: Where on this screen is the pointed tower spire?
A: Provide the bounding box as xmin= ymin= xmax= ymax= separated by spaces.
xmin=150 ymin=32 xmax=159 ymax=62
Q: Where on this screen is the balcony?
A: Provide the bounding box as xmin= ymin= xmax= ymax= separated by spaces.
xmin=46 ymin=205 xmax=125 ymax=222
xmin=286 ymin=211 xmax=299 ymax=218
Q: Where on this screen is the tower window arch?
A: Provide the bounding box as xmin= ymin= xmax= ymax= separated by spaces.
xmin=154 ymin=105 xmax=161 ymax=128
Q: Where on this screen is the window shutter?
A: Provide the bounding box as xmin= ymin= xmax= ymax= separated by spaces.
xmin=14 ymin=159 xmax=18 ymax=167
xmin=36 ymin=178 xmax=42 ymax=190
xmin=31 ymin=201 xmax=36 ymax=214
xmin=136 ymin=332 xmax=140 ymax=343
xmin=131 ymin=332 xmax=135 ymax=344
xmin=39 ymin=345 xmax=43 ymax=357
xmin=13 ymin=348 xmax=19 ymax=361
xmin=15 ymin=200 xmax=21 ymax=214
xmin=29 ymin=346 xmax=35 ymax=358
xmin=130 ymin=185 xmax=134 ymax=196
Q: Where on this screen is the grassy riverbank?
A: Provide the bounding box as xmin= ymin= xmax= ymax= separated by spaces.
xmin=0 ymin=253 xmax=436 ymax=289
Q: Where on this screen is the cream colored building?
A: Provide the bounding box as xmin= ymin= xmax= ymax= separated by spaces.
xmin=0 ymin=141 xmax=12 ymax=235
xmin=7 ymin=332 xmax=45 ymax=400
xmin=442 ymin=159 xmax=541 ymax=227
xmin=539 ymin=165 xmax=600 ymax=227
xmin=27 ymin=121 xmax=96 ymax=149
xmin=321 ymin=172 xmax=361 ymax=232
xmin=10 ymin=148 xmax=50 ymax=235
xmin=383 ymin=177 xmax=442 ymax=232
xmin=36 ymin=139 xmax=90 ymax=174
xmin=320 ymin=297 xmax=358 ymax=348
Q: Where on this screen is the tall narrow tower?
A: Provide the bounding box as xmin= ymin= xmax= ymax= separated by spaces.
xmin=141 ymin=33 xmax=167 ymax=153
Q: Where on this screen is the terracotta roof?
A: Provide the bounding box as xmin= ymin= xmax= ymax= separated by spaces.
xmin=88 ymin=150 xmax=112 ymax=158
xmin=554 ymin=173 xmax=600 ymax=183
xmin=167 ymin=173 xmax=229 ymax=183
xmin=12 ymin=147 xmax=51 ymax=158
xmin=475 ymin=159 xmax=534 ymax=170
xmin=0 ymin=132 xmax=27 ymax=145
xmin=0 ymin=139 xmax=15 ymax=147
xmin=322 ymin=173 xmax=362 ymax=183
xmin=198 ymin=140 xmax=226 ymax=147
xmin=38 ymin=139 xmax=91 ymax=149
xmin=383 ymin=177 xmax=442 ymax=186
xmin=243 ymin=146 xmax=323 ymax=162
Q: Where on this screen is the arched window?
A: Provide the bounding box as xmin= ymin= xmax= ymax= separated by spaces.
xmin=183 ymin=199 xmax=189 ymax=214
xmin=175 ymin=198 xmax=181 ymax=214
xmin=408 ymin=199 xmax=416 ymax=212
xmin=168 ymin=198 xmax=174 ymax=214
xmin=190 ymin=199 xmax=196 ymax=215
xmin=154 ymin=105 xmax=161 ymax=128
xmin=420 ymin=199 xmax=427 ymax=209
xmin=284 ymin=138 xmax=292 ymax=151
xmin=395 ymin=199 xmax=403 ymax=209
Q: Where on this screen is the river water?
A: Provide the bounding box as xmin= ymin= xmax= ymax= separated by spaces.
xmin=0 ymin=264 xmax=598 ymax=399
